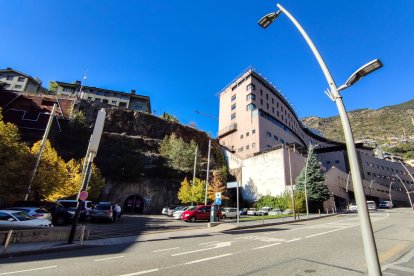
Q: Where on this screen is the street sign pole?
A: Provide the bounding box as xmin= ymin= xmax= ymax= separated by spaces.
xmin=236 ymin=181 xmax=240 ymax=227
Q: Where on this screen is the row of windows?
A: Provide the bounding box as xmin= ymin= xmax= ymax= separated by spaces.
xmin=231 ymin=75 xmax=251 ymax=91
xmin=364 ymin=162 xmax=409 ymax=175
xmin=2 ymin=84 xmax=22 ymax=89
xmin=240 ymin=129 xmax=256 ymax=139
xmin=326 ymin=160 xmax=340 ymax=165
xmin=238 ymin=143 xmax=256 ymax=152
xmin=366 ymin=172 xmax=414 ymax=184
xmin=86 ymin=97 xmax=128 ymax=107
xmin=0 ymin=75 xmax=25 ymax=82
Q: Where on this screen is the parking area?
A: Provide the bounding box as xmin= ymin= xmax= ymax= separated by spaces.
xmin=78 ymin=214 xmax=208 ymax=240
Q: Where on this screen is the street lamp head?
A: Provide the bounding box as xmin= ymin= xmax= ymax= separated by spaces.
xmin=258 ymin=10 xmax=282 ymax=29
xmin=338 ymin=59 xmax=383 ymax=91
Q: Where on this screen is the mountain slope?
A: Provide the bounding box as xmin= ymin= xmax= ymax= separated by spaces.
xmin=302 ymin=99 xmax=414 ymax=143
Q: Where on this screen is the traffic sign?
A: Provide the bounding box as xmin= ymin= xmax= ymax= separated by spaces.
xmin=226 ymin=182 xmax=239 ymax=189
xmin=79 ymin=191 xmax=88 ymax=201
xmin=215 ymin=198 xmax=222 ymax=205
xmin=215 ymin=192 xmax=221 ymax=199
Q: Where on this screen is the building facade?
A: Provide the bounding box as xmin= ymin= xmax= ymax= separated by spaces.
xmin=0 ymin=68 xmax=41 ymax=93
xmin=219 ymin=68 xmax=414 ymax=206
xmin=55 ymin=81 xmax=151 ymax=113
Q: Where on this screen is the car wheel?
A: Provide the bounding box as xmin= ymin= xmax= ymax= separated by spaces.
xmin=190 ymin=216 xmax=196 ymax=223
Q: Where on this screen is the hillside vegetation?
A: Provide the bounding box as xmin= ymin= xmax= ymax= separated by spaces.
xmin=302 ymin=99 xmax=414 ymax=159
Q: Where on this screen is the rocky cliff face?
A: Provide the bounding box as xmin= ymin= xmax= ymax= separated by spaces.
xmin=54 ymin=104 xmax=225 ymax=213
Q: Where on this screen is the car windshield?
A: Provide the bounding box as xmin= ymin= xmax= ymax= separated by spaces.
xmin=12 ymin=211 xmax=34 ymax=221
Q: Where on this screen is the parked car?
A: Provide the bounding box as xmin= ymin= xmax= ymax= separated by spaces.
xmin=222 ymin=207 xmax=238 ymax=219
xmin=379 ymin=201 xmax=393 ymax=209
xmin=348 ymin=203 xmax=358 ymax=212
xmin=173 ymin=206 xmax=192 ymax=220
xmin=366 ymin=201 xmax=377 ymax=211
xmin=269 ymin=208 xmax=282 ymax=215
xmin=0 ymin=210 xmax=53 ymax=230
xmin=247 ymin=208 xmax=258 ymax=216
xmin=240 ymin=208 xmax=248 ymax=216
xmin=6 ymin=207 xmax=52 ymax=221
xmin=162 ymin=205 xmax=180 ymax=216
xmin=282 ymin=209 xmax=293 ymax=214
xmin=90 ymin=203 xmax=115 ymax=223
xmin=57 ymin=199 xmax=93 ymax=220
xmin=257 ymin=207 xmax=273 ymax=216
xmin=11 ymin=201 xmax=72 ymax=225
xmin=181 ymin=205 xmax=222 ymax=222
xmin=168 ymin=206 xmax=185 ymax=217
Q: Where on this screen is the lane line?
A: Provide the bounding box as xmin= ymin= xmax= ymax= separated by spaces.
xmin=199 ymin=241 xmax=219 ymax=245
xmin=171 ymin=247 xmax=215 ymax=256
xmin=94 ymin=255 xmax=125 ymax=262
xmin=119 ymin=268 xmax=160 ymax=276
xmin=184 ymin=253 xmax=232 ymax=265
xmin=0 ymin=266 xmax=57 ymax=275
xmin=389 ymin=265 xmax=414 ymax=273
xmin=305 ymin=228 xmax=346 ymax=238
xmin=152 ymin=247 xmax=179 ymax=253
xmin=285 ymin=238 xmax=302 ymax=243
xmin=252 ymin=243 xmax=281 ymax=250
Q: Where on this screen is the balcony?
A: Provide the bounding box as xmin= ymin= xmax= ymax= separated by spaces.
xmin=218 ymin=123 xmax=237 ymax=138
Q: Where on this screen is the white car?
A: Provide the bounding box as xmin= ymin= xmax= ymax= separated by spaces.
xmin=379 ymin=201 xmax=393 ymax=208
xmin=222 ymin=207 xmax=238 ymax=219
xmin=172 ymin=206 xmax=191 ymax=220
xmin=348 ymin=203 xmax=358 ymax=211
xmin=366 ymin=201 xmax=377 ymax=211
xmin=0 ymin=210 xmax=53 ymax=229
xmin=6 ymin=207 xmax=52 ymax=221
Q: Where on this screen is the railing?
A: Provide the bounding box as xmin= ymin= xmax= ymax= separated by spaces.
xmin=218 ymin=123 xmax=237 ymax=138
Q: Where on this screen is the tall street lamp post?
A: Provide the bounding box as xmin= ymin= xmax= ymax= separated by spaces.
xmin=388 ymin=182 xmax=394 ymax=204
xmin=369 ymin=180 xmax=376 ymax=200
xmin=394 ymin=174 xmax=414 ymax=213
xmin=345 ymin=170 xmax=352 ymax=207
xmin=258 ymin=4 xmax=383 ymax=275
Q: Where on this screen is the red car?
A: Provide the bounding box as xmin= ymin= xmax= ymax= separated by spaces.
xmin=180 ymin=205 xmax=222 ymax=222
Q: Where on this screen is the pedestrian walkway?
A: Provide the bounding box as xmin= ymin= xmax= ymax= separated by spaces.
xmin=0 ymin=213 xmax=334 ymax=258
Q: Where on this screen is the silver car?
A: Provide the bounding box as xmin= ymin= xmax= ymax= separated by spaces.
xmin=0 ymin=210 xmax=53 ymax=229
xmin=6 ymin=207 xmax=52 ymax=221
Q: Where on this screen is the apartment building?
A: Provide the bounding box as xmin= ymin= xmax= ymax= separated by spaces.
xmin=0 ymin=68 xmax=41 ymax=93
xmin=55 ymin=81 xmax=151 ymax=113
xmin=219 ymin=68 xmax=413 ymax=206
xmin=218 ymin=68 xmax=339 ymax=159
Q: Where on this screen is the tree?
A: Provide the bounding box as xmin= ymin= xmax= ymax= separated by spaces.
xmin=0 ymin=109 xmax=33 ymax=205
xmin=49 ymin=81 xmax=59 ymax=94
xmin=177 ymin=177 xmax=205 ymax=204
xmin=159 ymin=134 xmax=200 ymax=173
xmin=178 ymin=177 xmax=192 ymax=204
xmin=295 ymin=147 xmax=330 ymax=206
xmin=207 ymin=170 xmax=229 ymax=201
xmin=30 ymin=140 xmax=68 ymax=201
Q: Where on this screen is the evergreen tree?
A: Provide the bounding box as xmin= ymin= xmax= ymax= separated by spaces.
xmin=295 ymin=146 xmax=330 ymax=203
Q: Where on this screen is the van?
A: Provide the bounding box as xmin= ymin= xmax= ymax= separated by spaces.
xmin=57 ymin=199 xmax=93 ymax=219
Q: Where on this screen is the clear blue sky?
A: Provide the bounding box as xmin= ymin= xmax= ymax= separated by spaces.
xmin=1 ymin=0 xmax=413 ymax=138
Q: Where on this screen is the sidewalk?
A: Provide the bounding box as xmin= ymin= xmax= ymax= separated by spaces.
xmin=0 ymin=213 xmax=334 ymax=258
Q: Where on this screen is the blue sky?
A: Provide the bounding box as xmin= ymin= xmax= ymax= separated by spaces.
xmin=1 ymin=0 xmax=413 ymax=138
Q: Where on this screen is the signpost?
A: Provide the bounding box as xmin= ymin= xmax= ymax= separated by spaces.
xmin=226 ymin=181 xmax=240 ymax=227
xmin=215 ymin=192 xmax=222 ymax=205
xmin=79 ymin=191 xmax=88 ymax=201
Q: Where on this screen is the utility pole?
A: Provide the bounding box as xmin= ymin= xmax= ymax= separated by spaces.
xmin=25 ymin=104 xmax=57 ymax=201
xmin=287 ymin=145 xmax=296 ymax=219
xmin=204 ymin=139 xmax=211 ymax=205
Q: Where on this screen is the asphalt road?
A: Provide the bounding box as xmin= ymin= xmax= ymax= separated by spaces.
xmin=1 ymin=209 xmax=413 ymax=275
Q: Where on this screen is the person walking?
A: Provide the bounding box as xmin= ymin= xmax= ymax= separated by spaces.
xmin=114 ymin=203 xmax=122 ymax=221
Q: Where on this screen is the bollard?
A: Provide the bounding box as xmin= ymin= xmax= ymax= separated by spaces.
xmin=332 ymin=207 xmax=335 ymax=214
xmin=80 ymin=226 xmax=86 ymax=245
xmin=318 ymin=209 xmax=321 ymax=216
xmin=326 ymin=208 xmax=329 ymax=214
xmin=2 ymin=230 xmax=13 ymax=254
xmin=262 ymin=214 xmax=264 ymax=224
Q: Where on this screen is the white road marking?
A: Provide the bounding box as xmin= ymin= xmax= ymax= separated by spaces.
xmin=0 ymin=266 xmax=57 ymax=275
xmin=285 ymin=238 xmax=302 ymax=243
xmin=252 ymin=243 xmax=281 ymax=250
xmin=152 ymin=247 xmax=179 ymax=253
xmin=199 ymin=240 xmax=219 ymax=245
xmin=119 ymin=268 xmax=160 ymax=276
xmin=184 ymin=253 xmax=232 ymax=265
xmin=305 ymin=228 xmax=346 ymax=238
xmin=94 ymin=255 xmax=125 ymax=262
xmin=389 ymin=265 xmax=414 ymax=273
xmin=234 ymin=236 xmax=284 ymax=243
xmin=172 ymin=241 xmax=232 ymax=256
